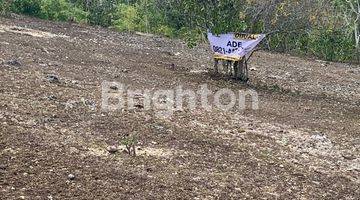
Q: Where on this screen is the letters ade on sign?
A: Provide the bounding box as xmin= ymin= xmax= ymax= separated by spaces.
xmin=227 ymin=41 xmax=243 ymax=48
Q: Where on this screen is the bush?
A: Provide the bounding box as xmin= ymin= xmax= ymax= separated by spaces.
xmin=269 ymin=29 xmax=357 ymax=62
xmin=11 ymin=0 xmax=42 ymax=16
xmin=308 ymin=29 xmax=356 ymax=62
xmin=8 ymin=0 xmax=87 ymax=23
xmin=112 ymin=4 xmax=139 ymax=32
xmin=40 ymin=0 xmax=72 ymax=21
xmin=178 ymin=27 xmax=203 ymax=48
xmin=40 ymin=0 xmax=88 ymax=23
xmin=156 ymin=25 xmax=175 ymax=37
xmin=70 ymin=7 xmax=88 ymax=24
xmin=88 ymin=0 xmax=116 ymax=26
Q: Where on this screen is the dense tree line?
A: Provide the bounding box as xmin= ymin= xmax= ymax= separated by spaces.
xmin=1 ymin=0 xmax=359 ymax=63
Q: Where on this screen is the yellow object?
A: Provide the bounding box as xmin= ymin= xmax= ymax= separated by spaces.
xmin=213 ymin=54 xmax=244 ymax=62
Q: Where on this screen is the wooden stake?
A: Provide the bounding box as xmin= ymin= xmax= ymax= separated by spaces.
xmin=214 ymin=59 xmax=219 ymax=73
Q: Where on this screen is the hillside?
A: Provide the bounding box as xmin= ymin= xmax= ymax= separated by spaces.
xmin=0 ymin=15 xmax=359 ymax=199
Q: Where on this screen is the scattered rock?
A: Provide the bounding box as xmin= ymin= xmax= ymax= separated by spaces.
xmin=107 ymin=145 xmax=118 ymax=154
xmin=64 ymin=100 xmax=77 ymax=110
xmin=48 ymin=61 xmax=62 ymax=67
xmin=152 ymin=124 xmax=172 ymax=134
xmin=5 ymin=59 xmax=22 ymax=67
xmin=47 ymin=95 xmax=57 ymax=100
xmin=25 ymin=119 xmax=37 ymax=126
xmin=238 ymin=129 xmax=246 ymax=133
xmin=46 ymin=75 xmax=59 ymax=83
xmin=169 ymin=63 xmax=175 ymax=70
xmin=110 ymin=85 xmax=118 ymax=90
xmin=153 ymin=124 xmax=165 ymax=132
xmin=267 ymin=75 xmax=283 ymax=80
xmin=40 ymin=47 xmax=49 ymax=54
xmin=81 ymin=98 xmax=96 ymax=110
xmin=135 ymin=32 xmax=155 ymax=37
xmin=0 ymin=164 xmax=7 ymax=170
xmin=250 ymin=67 xmax=257 ymax=71
xmin=190 ymin=69 xmax=208 ymax=73
xmin=68 ymin=174 xmax=75 ymax=180
xmin=71 ymin=80 xmax=79 ymax=84
xmin=41 ymin=115 xmax=58 ymax=123
xmin=342 ymin=152 xmax=356 ymax=160
xmin=69 ymin=147 xmax=79 ymax=154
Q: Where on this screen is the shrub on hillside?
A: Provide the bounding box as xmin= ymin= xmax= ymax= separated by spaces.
xmin=112 ymin=3 xmax=139 ymax=32
xmin=88 ymin=0 xmax=116 ymax=26
xmin=308 ymin=29 xmax=356 ymax=62
xmin=11 ymin=0 xmax=42 ymax=16
xmin=40 ymin=0 xmax=88 ymax=23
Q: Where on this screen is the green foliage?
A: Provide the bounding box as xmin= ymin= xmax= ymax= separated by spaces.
xmin=112 ymin=1 xmax=175 ymax=37
xmin=40 ymin=0 xmax=88 ymax=23
xmin=121 ymin=134 xmax=138 ymax=156
xmin=178 ymin=27 xmax=203 ymax=48
xmin=40 ymin=0 xmax=70 ymax=20
xmin=156 ymin=25 xmax=175 ymax=37
xmin=69 ymin=7 xmax=88 ymax=23
xmin=88 ymin=0 xmax=116 ymax=26
xmin=0 ymin=0 xmax=9 ymax=15
xmin=269 ymin=29 xmax=356 ymax=62
xmin=8 ymin=0 xmax=87 ymax=22
xmin=11 ymin=0 xmax=42 ymax=16
xmin=2 ymin=0 xmax=358 ymax=63
xmin=112 ymin=3 xmax=139 ymax=32
xmin=308 ymin=29 xmax=356 ymax=62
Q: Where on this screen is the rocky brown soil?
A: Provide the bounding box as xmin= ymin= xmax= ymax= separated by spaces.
xmin=0 ymin=15 xmax=359 ymax=199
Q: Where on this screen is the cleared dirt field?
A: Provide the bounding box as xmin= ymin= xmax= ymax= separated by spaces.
xmin=1 ymin=15 xmax=359 ymax=199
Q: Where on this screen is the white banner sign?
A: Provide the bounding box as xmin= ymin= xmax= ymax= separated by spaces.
xmin=207 ymin=32 xmax=265 ymax=61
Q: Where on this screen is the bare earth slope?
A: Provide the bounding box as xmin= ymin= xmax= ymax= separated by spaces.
xmin=0 ymin=15 xmax=359 ymax=199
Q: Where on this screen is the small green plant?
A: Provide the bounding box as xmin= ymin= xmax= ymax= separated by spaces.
xmin=121 ymin=133 xmax=138 ymax=157
xmin=270 ymin=84 xmax=281 ymax=92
